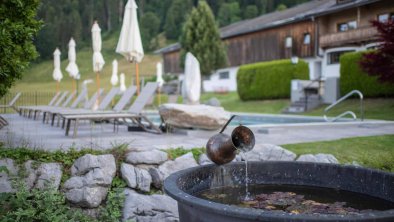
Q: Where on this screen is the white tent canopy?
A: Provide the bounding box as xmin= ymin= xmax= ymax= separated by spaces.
xmin=111 ymin=59 xmax=119 ymax=86
xmin=116 ymin=0 xmax=144 ymax=62
xmin=53 ymin=48 xmax=63 ymax=82
xmin=182 ymin=52 xmax=201 ymax=104
xmin=65 ymin=38 xmax=79 ymax=78
xmin=92 ymin=21 xmax=105 ymax=72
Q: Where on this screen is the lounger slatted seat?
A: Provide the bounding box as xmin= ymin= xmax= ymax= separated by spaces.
xmin=62 ymin=82 xmax=161 ymax=137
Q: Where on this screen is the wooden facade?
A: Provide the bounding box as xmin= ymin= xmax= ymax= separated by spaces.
xmin=161 ymin=0 xmax=394 ymax=74
xmin=223 ymin=20 xmax=315 ymax=67
xmin=317 ymin=0 xmax=394 ymax=48
xmin=163 ymin=51 xmax=182 ymax=74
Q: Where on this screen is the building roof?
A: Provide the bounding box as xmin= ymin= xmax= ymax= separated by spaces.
xmin=156 ymin=0 xmax=380 ymax=54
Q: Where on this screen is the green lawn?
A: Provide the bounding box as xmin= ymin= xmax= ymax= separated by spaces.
xmin=282 ymin=135 xmax=394 ymax=172
xmin=199 ymin=92 xmax=394 ymax=121
xmin=304 ymin=98 xmax=394 ymax=121
xmin=200 ymin=92 xmax=290 ymax=114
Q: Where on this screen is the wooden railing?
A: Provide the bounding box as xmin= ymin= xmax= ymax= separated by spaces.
xmin=319 ymin=26 xmax=378 ymax=48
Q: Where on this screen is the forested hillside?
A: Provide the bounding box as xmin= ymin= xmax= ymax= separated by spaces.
xmin=34 ymin=0 xmax=311 ymax=60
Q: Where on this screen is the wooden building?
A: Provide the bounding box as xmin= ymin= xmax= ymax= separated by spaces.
xmin=156 ymin=0 xmax=394 ymax=92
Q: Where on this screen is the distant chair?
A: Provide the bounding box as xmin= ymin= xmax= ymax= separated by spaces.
xmin=0 ymin=92 xmax=22 ymax=113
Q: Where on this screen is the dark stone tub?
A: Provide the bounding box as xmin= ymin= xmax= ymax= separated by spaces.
xmin=164 ymin=161 xmax=394 ymax=222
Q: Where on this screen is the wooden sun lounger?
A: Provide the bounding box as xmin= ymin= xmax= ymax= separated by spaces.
xmin=62 ymin=82 xmax=161 ymax=137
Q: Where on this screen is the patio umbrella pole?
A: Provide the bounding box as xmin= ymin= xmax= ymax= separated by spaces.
xmin=158 ymin=87 xmax=161 ymax=105
xmin=73 ymin=79 xmax=76 ymax=98
xmin=136 ymin=62 xmax=140 ymax=95
xmin=56 ymin=81 xmax=59 ymax=93
xmin=96 ymin=71 xmax=100 ymax=104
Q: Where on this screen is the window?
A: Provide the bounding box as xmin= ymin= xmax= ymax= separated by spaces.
xmin=285 ymin=37 xmax=292 ymax=48
xmin=327 ymin=50 xmax=354 ymax=65
xmin=303 ymin=33 xmax=311 ymax=45
xmin=378 ymin=13 xmax=394 ymax=22
xmin=337 ymin=21 xmax=357 ymax=32
xmin=219 ymin=71 xmax=229 ymax=79
xmin=378 ymin=13 xmax=389 ymax=22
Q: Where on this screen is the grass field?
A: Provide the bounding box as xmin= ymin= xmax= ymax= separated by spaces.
xmin=10 ymin=32 xmax=161 ymax=93
xmin=282 ymin=135 xmax=394 ymax=172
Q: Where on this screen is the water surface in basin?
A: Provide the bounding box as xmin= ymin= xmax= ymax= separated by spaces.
xmin=195 ymin=184 xmax=394 ymax=215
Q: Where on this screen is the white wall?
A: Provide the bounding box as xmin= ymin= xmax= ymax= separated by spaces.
xmin=321 ymin=46 xmax=360 ymax=79
xmin=203 ymin=67 xmax=239 ymax=92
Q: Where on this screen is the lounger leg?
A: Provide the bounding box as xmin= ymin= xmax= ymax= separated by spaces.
xmin=65 ymin=119 xmax=71 ymax=136
xmin=42 ymin=112 xmax=46 ymax=123
xmin=62 ymin=118 xmax=66 ymax=129
xmin=73 ymin=119 xmax=79 ymax=138
xmin=51 ymin=114 xmax=56 ymax=126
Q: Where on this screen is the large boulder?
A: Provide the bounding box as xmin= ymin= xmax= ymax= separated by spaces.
xmin=64 ymin=154 xmax=116 ymax=208
xmin=0 ymin=158 xmax=18 ymax=193
xmin=125 ymin=150 xmax=168 ymax=165
xmin=159 ymin=103 xmax=230 ymax=130
xmin=297 ymin=154 xmax=339 ymax=164
xmin=241 ymin=144 xmax=297 ymax=161
xmin=123 ymin=189 xmax=179 ymax=222
xmin=34 ymin=162 xmax=62 ymax=190
xmin=150 ymin=152 xmax=198 ymax=188
xmin=121 ymin=163 xmax=152 ymax=192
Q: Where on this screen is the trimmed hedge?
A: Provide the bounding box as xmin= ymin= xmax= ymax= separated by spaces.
xmin=237 ymin=59 xmax=309 ymax=100
xmin=340 ymin=51 xmax=394 ymax=97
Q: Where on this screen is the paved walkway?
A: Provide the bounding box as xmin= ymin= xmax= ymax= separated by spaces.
xmin=0 ymin=114 xmax=394 ymax=151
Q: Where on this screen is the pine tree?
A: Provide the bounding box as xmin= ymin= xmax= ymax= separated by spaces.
xmin=218 ymin=2 xmax=241 ymax=27
xmin=0 ymin=0 xmax=41 ymax=97
xmin=164 ymin=0 xmax=193 ymax=40
xmin=180 ymin=1 xmax=227 ymax=76
xmin=140 ymin=12 xmax=160 ymax=51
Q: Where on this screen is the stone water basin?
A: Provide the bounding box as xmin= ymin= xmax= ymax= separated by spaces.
xmin=164 ymin=161 xmax=394 ymax=222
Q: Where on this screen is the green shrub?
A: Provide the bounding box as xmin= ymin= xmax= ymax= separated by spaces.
xmin=0 ymin=182 xmax=94 ymax=222
xmin=163 ymin=147 xmax=206 ymax=161
xmin=236 ymin=59 xmax=309 ymax=100
xmin=340 ymin=51 xmax=394 ymax=97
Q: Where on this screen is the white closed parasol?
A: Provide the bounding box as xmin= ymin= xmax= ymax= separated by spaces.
xmin=92 ymin=21 xmax=105 ymax=104
xmin=53 ymin=48 xmax=63 ymax=93
xmin=66 ymin=38 xmax=79 ymax=96
xmin=182 ymin=52 xmax=201 ymax=104
xmin=116 ymin=0 xmax=144 ymax=95
xmin=156 ymin=62 xmax=164 ymax=105
xmin=120 ymin=73 xmax=126 ymax=92
xmin=111 ymin=60 xmax=119 ymax=86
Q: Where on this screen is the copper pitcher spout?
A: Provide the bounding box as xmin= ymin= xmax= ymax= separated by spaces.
xmin=206 ymin=115 xmax=255 ymax=165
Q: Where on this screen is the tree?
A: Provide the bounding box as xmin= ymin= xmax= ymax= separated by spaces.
xmin=164 ymin=0 xmax=193 ymax=40
xmin=276 ymin=3 xmax=287 ymax=11
xmin=243 ymin=5 xmax=258 ymax=19
xmin=360 ymin=20 xmax=394 ymax=84
xmin=217 ymin=2 xmax=241 ymax=27
xmin=180 ymin=1 xmax=227 ymax=76
xmin=0 ymin=0 xmax=41 ymax=97
xmin=140 ymin=12 xmax=160 ymax=51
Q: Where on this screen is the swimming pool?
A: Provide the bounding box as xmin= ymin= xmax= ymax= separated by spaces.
xmin=145 ymin=113 xmax=351 ymax=126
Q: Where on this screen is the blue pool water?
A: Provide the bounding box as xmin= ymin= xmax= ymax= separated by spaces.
xmin=146 ymin=113 xmax=348 ymax=126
